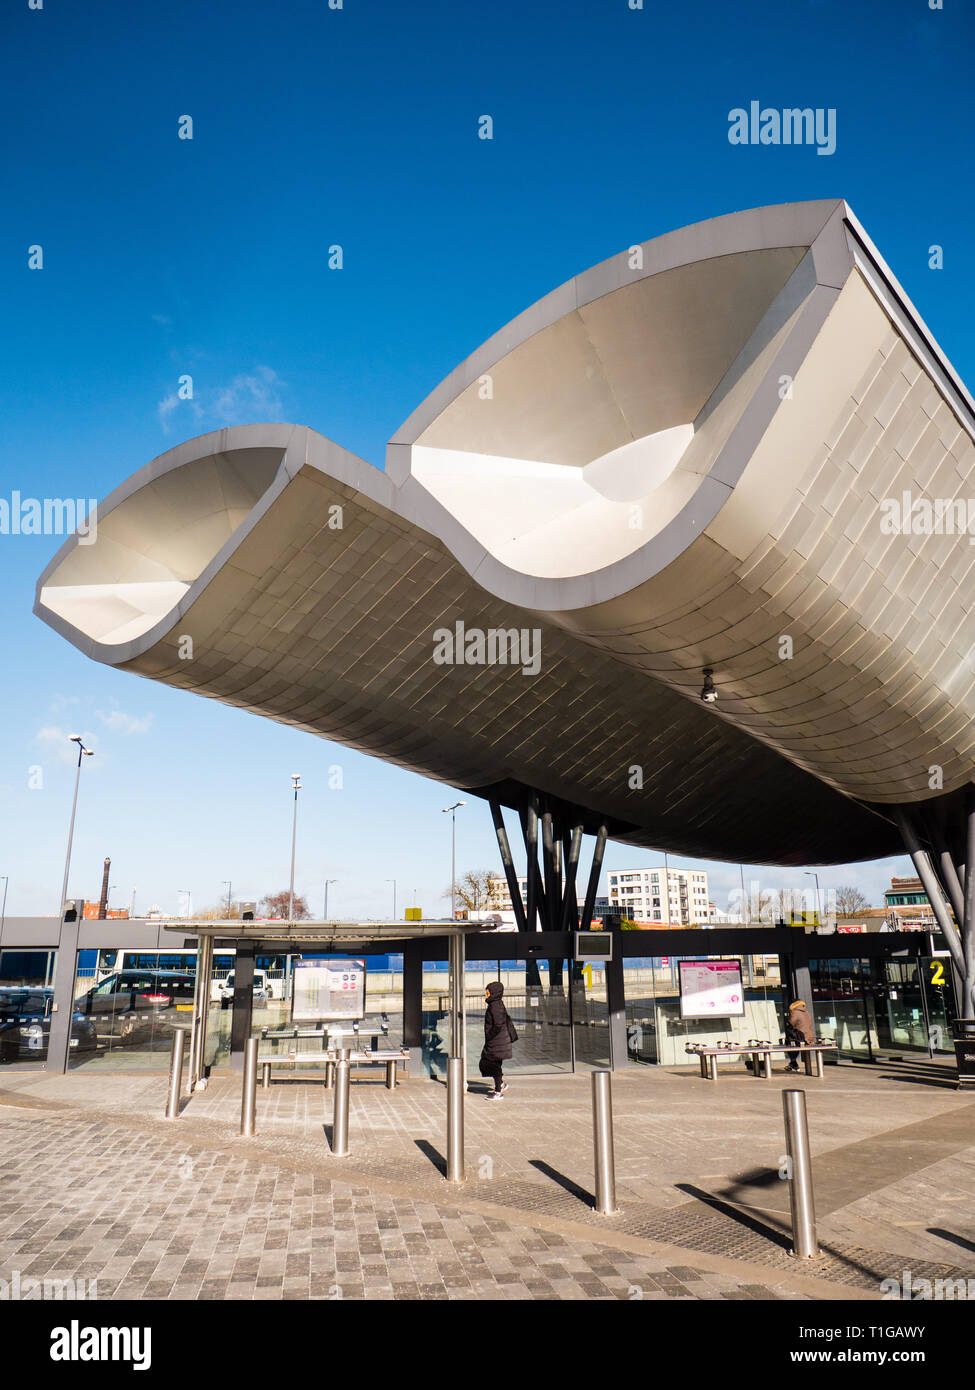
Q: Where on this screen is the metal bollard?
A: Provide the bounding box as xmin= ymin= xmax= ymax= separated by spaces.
xmin=240 ymin=1036 xmax=258 ymax=1137
xmin=385 ymin=1059 xmax=397 ymax=1090
xmin=165 ymin=1027 xmax=187 ymax=1119
xmin=591 ymin=1071 xmax=619 ymax=1214
xmin=446 ymin=1057 xmax=465 ymax=1182
xmin=782 ymin=1089 xmax=819 ymax=1258
xmin=332 ymin=1049 xmax=351 ymax=1156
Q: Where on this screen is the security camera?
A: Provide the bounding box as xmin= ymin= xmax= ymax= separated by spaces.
xmin=700 ymin=668 xmax=718 ymax=703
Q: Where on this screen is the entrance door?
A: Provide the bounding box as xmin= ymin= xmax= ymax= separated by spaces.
xmin=866 ymin=957 xmax=928 ymax=1054
xmin=809 ymin=957 xmax=877 ymax=1059
xmin=921 ymin=955 xmax=956 ymax=1053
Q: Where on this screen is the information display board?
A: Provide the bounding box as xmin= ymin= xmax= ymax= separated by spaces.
xmin=678 ymin=959 xmax=744 ymax=1019
xmin=573 ymin=932 xmax=613 ymax=962
xmin=291 ymin=958 xmax=366 ymax=1022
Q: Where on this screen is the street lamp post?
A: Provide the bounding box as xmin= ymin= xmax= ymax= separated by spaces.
xmin=805 ymin=872 xmax=822 ymax=930
xmin=385 ymin=878 xmax=396 ymax=922
xmin=59 ymin=736 xmax=94 ymax=915
xmin=0 ymin=875 xmax=7 ymax=935
xmin=178 ymin=889 xmax=193 ymax=920
xmin=324 ymin=879 xmax=336 ymax=920
xmin=442 ymin=802 xmax=465 ymax=921
xmin=288 ymin=774 xmax=301 ymax=921
xmin=222 ymin=880 xmax=232 ymax=917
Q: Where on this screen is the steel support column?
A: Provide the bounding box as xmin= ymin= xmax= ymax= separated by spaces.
xmin=541 ymin=810 xmax=557 ymax=931
xmin=490 ymin=801 xmax=527 ymax=931
xmin=524 ymin=799 xmax=539 ymax=932
xmin=558 ymin=825 xmax=584 ymax=933
xmin=963 ymin=788 xmax=975 ymax=1015
xmin=229 ymin=942 xmax=256 ymax=1072
xmin=605 ymin=935 xmax=627 ymax=1071
xmin=924 ymin=812 xmax=966 ymax=927
xmin=580 ymin=825 xmax=608 ymax=932
xmin=894 ymin=809 xmax=966 ymax=980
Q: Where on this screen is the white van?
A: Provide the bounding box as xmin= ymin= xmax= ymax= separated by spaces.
xmin=213 ymin=969 xmax=269 ymax=1005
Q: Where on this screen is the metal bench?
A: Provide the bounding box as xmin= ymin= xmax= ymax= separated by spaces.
xmin=259 ymin=1047 xmax=408 ymax=1090
xmin=686 ymin=1040 xmax=837 ymax=1081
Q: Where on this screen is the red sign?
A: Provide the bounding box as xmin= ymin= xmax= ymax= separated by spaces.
xmin=837 ymin=924 xmax=866 ymax=933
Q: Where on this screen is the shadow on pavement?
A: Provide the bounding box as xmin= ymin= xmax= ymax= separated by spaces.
xmin=415 ymin=1139 xmax=447 ymax=1177
xmin=529 ymin=1159 xmax=594 ymax=1208
xmin=928 ymin=1227 xmax=975 ymax=1256
xmin=676 ymin=1183 xmax=792 ymax=1251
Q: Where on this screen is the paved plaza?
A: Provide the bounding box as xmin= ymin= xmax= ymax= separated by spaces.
xmin=2 ymin=1057 xmax=974 ymax=1301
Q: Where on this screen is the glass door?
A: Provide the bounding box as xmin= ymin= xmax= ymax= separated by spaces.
xmin=867 ymin=958 xmax=928 ymax=1055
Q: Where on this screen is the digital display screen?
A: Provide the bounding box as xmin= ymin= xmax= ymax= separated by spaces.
xmin=574 ymin=933 xmax=613 ymax=961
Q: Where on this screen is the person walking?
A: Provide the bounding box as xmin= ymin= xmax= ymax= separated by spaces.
xmin=784 ymin=999 xmax=815 ymax=1072
xmin=479 ymin=980 xmax=516 ymax=1099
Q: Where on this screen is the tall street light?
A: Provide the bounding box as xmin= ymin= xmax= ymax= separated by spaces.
xmin=442 ymin=801 xmax=465 ymax=921
xmin=288 ymin=774 xmax=301 ymax=922
xmin=805 ymin=871 xmax=822 ymax=929
xmin=222 ymin=880 xmax=232 ymax=917
xmin=178 ymin=888 xmax=193 ymax=920
xmin=0 ymin=875 xmax=8 ymax=935
xmin=324 ymin=879 xmax=337 ymax=920
xmin=385 ymin=878 xmax=397 ymax=922
xmin=59 ymin=735 xmax=94 ymax=915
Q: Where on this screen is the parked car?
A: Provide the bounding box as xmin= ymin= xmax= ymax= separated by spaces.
xmin=216 ymin=969 xmax=269 ymax=1007
xmin=76 ymin=970 xmax=196 ymax=1042
xmin=0 ymin=986 xmax=97 ymax=1063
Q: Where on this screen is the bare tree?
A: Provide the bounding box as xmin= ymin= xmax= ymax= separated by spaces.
xmin=834 ymin=885 xmax=869 ymax=915
xmin=443 ymin=869 xmax=505 ymax=914
xmin=260 ymin=891 xmax=311 ymax=920
xmin=197 ymin=902 xmax=241 ymax=920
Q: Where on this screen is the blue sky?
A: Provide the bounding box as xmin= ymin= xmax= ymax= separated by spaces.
xmin=1 ymin=0 xmax=972 ymax=919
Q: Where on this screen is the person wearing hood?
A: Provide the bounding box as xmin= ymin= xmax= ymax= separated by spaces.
xmin=784 ymin=999 xmax=815 ymax=1072
xmin=479 ymin=980 xmax=517 ymax=1100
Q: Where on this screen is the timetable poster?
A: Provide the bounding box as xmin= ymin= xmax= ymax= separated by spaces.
xmin=292 ymin=959 xmax=366 ymax=1022
xmin=678 ymin=959 xmax=745 ymax=1019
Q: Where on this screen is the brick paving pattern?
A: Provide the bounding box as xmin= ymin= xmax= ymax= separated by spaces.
xmin=2 ymin=1056 xmax=974 ymax=1300
xmin=0 ymin=1110 xmax=803 ymax=1301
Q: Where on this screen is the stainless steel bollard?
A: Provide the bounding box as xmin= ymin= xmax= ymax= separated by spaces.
xmin=239 ymin=1039 xmax=258 ymax=1134
xmin=446 ymin=1057 xmax=465 ymax=1182
xmin=385 ymin=1059 xmax=397 ymax=1090
xmin=165 ymin=1027 xmax=187 ymax=1119
xmin=332 ymin=1050 xmax=351 ymax=1156
xmin=782 ymin=1089 xmax=819 ymax=1258
xmin=240 ymin=1036 xmax=259 ymax=1137
xmin=591 ymin=1070 xmax=618 ymax=1214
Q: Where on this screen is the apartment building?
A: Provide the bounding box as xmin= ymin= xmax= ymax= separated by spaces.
xmin=607 ymin=866 xmax=712 ymax=925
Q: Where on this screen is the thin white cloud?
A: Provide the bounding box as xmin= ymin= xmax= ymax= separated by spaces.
xmin=157 ymin=364 xmax=283 ymax=434
xmin=211 ymin=366 xmax=284 ymax=424
xmin=94 ymin=707 xmax=154 ymax=735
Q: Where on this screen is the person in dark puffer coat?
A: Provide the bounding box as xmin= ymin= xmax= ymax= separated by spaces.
xmin=479 ymin=980 xmax=514 ymax=1099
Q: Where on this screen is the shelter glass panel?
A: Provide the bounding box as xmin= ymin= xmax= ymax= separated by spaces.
xmin=0 ymin=950 xmax=58 ymax=1070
